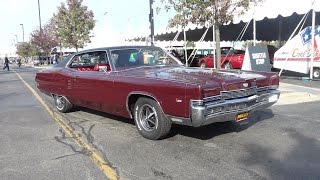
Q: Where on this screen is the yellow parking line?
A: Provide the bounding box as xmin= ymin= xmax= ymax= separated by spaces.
xmin=15 ymin=72 xmax=118 ymax=180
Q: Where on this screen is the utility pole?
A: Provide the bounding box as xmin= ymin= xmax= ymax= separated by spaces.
xmin=149 ymin=0 xmax=155 ymax=46
xmin=37 ymin=0 xmax=42 ymax=32
xmin=20 ymin=24 xmax=25 ymax=42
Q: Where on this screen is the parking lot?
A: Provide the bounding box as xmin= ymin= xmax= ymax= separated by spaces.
xmin=1 ymin=65 xmax=320 ymax=180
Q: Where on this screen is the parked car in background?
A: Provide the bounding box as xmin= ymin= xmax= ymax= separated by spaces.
xmin=198 ymin=47 xmax=245 ymax=69
xmin=35 ymin=46 xmax=280 ymax=140
xmin=169 ymin=48 xmax=206 ymax=67
xmin=33 ymin=59 xmax=41 ymax=66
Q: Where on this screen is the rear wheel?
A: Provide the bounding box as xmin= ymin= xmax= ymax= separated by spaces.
xmin=224 ymin=61 xmax=233 ymax=69
xmin=134 ymin=97 xmax=172 ymax=140
xmin=54 ymin=95 xmax=73 ymax=113
xmin=312 ymin=68 xmax=320 ymax=79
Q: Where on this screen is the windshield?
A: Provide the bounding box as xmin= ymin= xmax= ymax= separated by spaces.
xmin=110 ymin=47 xmax=182 ymax=71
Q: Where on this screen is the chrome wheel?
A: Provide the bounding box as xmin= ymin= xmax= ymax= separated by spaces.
xmin=200 ymin=62 xmax=206 ymax=68
xmin=134 ymin=97 xmax=172 ymax=140
xmin=55 ymin=96 xmax=65 ymax=111
xmin=138 ymin=104 xmax=158 ymax=131
xmin=54 ymin=95 xmax=73 ymax=113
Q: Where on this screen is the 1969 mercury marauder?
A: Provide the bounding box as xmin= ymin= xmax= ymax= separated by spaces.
xmin=35 ymin=46 xmax=280 ymax=140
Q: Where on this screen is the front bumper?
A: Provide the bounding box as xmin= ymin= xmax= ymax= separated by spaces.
xmin=190 ymin=89 xmax=280 ymax=127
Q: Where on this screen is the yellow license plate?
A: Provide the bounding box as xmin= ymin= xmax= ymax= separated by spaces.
xmin=235 ymin=112 xmax=249 ymax=122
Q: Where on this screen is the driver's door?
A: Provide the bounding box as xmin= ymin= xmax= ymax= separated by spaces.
xmin=68 ymin=50 xmax=115 ymax=113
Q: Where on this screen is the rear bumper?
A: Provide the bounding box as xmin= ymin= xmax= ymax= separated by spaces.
xmin=189 ymin=90 xmax=280 ymax=127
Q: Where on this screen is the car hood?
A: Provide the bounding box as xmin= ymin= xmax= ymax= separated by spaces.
xmin=118 ymin=66 xmax=270 ymax=93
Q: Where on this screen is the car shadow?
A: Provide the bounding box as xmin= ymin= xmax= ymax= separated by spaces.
xmin=168 ymin=109 xmax=275 ymax=140
xmin=73 ymin=106 xmax=134 ymax=125
xmin=69 ymin=106 xmax=274 ymax=141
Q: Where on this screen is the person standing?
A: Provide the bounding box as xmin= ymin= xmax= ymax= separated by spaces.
xmin=3 ymin=56 xmax=10 ymax=71
xmin=53 ymin=54 xmax=58 ymax=65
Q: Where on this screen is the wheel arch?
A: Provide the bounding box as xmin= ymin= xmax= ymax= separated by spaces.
xmin=126 ymin=92 xmax=165 ymax=119
xmin=51 ymin=94 xmax=73 ymax=106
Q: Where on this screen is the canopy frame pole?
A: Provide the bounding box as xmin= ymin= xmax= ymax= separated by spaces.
xmin=253 ymin=4 xmax=256 ymax=46
xmin=310 ymin=7 xmax=316 ymax=80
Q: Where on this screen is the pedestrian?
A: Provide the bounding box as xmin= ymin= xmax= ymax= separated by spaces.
xmin=17 ymin=57 xmax=22 ymax=67
xmin=3 ymin=56 xmax=10 ymax=71
xmin=53 ymin=54 xmax=58 ymax=65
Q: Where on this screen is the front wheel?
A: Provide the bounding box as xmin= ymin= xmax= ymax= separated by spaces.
xmin=134 ymin=97 xmax=172 ymax=140
xmin=54 ymin=95 xmax=73 ymax=113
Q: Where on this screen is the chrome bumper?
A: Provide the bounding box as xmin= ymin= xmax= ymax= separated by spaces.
xmin=190 ymin=90 xmax=280 ymax=127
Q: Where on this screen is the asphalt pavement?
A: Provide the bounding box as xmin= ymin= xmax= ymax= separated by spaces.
xmin=0 ymin=65 xmax=106 ymax=180
xmin=1 ymin=64 xmax=320 ymax=180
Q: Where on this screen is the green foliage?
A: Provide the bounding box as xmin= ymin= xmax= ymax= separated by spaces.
xmin=51 ymin=0 xmax=95 ymax=51
xmin=160 ymin=0 xmax=261 ymax=28
xmin=186 ymin=41 xmax=195 ymax=48
xmin=16 ymin=42 xmax=33 ymax=58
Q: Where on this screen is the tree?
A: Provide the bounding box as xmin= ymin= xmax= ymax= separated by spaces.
xmin=51 ymin=0 xmax=95 ymax=52
xmin=16 ymin=42 xmax=32 ymax=59
xmin=160 ymin=0 xmax=262 ymax=68
xmin=30 ymin=24 xmax=58 ymax=57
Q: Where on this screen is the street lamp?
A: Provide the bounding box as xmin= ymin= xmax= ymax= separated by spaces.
xmin=15 ymin=35 xmax=18 ymax=44
xmin=20 ymin=24 xmax=25 ymax=42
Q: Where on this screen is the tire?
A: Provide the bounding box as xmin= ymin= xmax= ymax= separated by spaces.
xmin=134 ymin=97 xmax=172 ymax=140
xmin=200 ymin=62 xmax=206 ymax=68
xmin=53 ymin=95 xmax=73 ymax=113
xmin=312 ymin=68 xmax=320 ymax=79
xmin=224 ymin=61 xmax=233 ymax=69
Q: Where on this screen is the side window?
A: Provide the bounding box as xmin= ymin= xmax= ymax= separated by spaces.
xmin=69 ymin=51 xmax=110 ymax=71
xmin=110 ymin=49 xmax=139 ymax=68
xmin=69 ymin=53 xmax=90 ymax=67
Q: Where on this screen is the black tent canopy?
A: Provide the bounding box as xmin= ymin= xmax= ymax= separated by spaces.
xmin=153 ymin=11 xmax=320 ymax=42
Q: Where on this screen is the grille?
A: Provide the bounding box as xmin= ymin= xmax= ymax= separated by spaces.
xmin=221 ymin=87 xmax=257 ymax=100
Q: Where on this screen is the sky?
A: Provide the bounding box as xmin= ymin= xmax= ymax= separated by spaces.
xmin=0 ymin=0 xmax=319 ymax=56
xmin=0 ymin=0 xmax=175 ymax=54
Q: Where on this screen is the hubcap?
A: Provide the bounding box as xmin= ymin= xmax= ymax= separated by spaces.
xmin=56 ymin=96 xmax=65 ymax=110
xmin=200 ymin=63 xmax=206 ymax=68
xmin=314 ymin=71 xmax=320 ymax=78
xmin=138 ymin=104 xmax=158 ymax=131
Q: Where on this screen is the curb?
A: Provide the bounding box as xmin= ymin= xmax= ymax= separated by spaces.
xmin=277 ymin=91 xmax=320 ymax=105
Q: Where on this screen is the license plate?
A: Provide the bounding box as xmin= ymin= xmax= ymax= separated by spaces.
xmin=235 ymin=112 xmax=249 ymax=122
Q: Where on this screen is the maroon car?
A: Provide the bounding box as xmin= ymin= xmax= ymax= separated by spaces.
xmin=198 ymin=47 xmax=245 ymax=69
xmin=35 ymin=46 xmax=280 ymax=140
